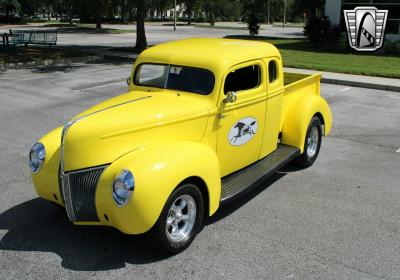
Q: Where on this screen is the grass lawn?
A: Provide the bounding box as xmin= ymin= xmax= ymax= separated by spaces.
xmin=279 ymin=48 xmax=400 ymax=78
xmin=57 ymin=24 xmax=135 ymax=34
xmin=195 ymin=24 xmax=264 ymax=31
xmin=0 ymin=47 xmax=85 ymax=64
xmin=27 ymin=19 xmax=61 ymax=24
xmin=108 ymin=46 xmax=154 ymax=53
xmin=40 ymin=23 xmax=135 ymax=34
xmin=272 ymin=22 xmax=305 ymax=28
xmin=230 ymin=37 xmax=399 ymax=79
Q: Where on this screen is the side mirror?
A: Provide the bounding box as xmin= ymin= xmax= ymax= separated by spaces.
xmin=224 ymin=91 xmax=237 ymax=104
xmin=126 ymin=77 xmax=131 ymax=86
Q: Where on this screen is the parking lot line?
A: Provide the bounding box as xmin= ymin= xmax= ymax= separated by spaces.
xmin=75 ymin=81 xmax=126 ymax=92
xmin=339 ymin=87 xmax=352 ymax=93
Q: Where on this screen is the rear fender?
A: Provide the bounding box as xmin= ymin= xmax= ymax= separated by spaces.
xmin=281 ymin=95 xmax=332 ymax=152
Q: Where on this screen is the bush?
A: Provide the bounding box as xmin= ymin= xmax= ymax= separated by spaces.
xmin=382 ymin=40 xmax=400 ymax=55
xmin=248 ymin=16 xmax=260 ymax=36
xmin=336 ymin=33 xmax=350 ymax=51
xmin=304 ymin=16 xmax=341 ymax=48
xmin=242 ymin=0 xmax=264 ymax=36
xmin=207 ymin=14 xmax=215 ymax=26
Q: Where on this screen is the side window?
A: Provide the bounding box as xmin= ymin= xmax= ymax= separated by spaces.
xmin=224 ymin=65 xmax=260 ymax=94
xmin=268 ymin=60 xmax=277 ymax=83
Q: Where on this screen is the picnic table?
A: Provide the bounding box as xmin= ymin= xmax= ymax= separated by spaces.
xmin=2 ymin=33 xmax=21 ymax=47
xmin=2 ymin=29 xmax=57 ymax=47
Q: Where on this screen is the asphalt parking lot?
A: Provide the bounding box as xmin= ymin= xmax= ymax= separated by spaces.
xmin=0 ymin=60 xmax=399 ymax=280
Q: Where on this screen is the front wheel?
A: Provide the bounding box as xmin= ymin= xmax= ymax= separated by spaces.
xmin=294 ymin=116 xmax=322 ymax=168
xmin=148 ymin=183 xmax=204 ymax=254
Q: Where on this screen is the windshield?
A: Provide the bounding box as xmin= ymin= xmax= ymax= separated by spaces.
xmin=134 ymin=64 xmax=215 ymax=95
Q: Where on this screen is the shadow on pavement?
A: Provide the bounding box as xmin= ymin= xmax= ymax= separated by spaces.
xmin=0 ymin=198 xmax=168 ymax=271
xmin=207 ymin=172 xmax=286 ymax=225
xmin=0 ymin=166 xmax=300 ymax=271
xmin=9 ymin=58 xmax=132 ymax=74
xmin=31 ymin=64 xmax=84 ymax=73
xmin=56 ymin=27 xmax=130 ymax=34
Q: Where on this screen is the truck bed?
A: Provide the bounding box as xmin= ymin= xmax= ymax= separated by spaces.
xmin=284 ymin=72 xmax=322 ymax=89
xmin=280 ymin=72 xmax=323 ymax=130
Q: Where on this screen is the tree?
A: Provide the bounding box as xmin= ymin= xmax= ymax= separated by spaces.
xmin=182 ymin=0 xmax=201 ymax=25
xmin=199 ymin=0 xmax=241 ymax=25
xmin=0 ymin=0 xmax=21 ymax=21
xmin=135 ymin=0 xmax=147 ymax=51
xmin=294 ymin=0 xmax=324 ymax=19
xmin=95 ymin=0 xmax=104 ymax=29
xmin=242 ymin=0 xmax=265 ymax=35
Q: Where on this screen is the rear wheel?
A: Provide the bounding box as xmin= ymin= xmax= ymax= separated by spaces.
xmin=148 ymin=183 xmax=204 ymax=254
xmin=294 ymin=116 xmax=322 ymax=167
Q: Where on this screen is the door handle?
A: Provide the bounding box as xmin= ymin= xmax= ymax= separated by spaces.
xmin=217 ymin=114 xmax=226 ymax=119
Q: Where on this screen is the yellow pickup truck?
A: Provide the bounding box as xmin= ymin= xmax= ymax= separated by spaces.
xmin=29 ymin=38 xmax=332 ymax=254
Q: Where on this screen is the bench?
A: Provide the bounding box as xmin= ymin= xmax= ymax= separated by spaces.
xmin=6 ymin=29 xmax=58 ymax=47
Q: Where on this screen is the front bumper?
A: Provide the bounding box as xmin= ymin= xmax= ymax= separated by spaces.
xmin=32 ymin=159 xmax=164 ymax=235
xmin=30 ymin=126 xmax=165 ymax=234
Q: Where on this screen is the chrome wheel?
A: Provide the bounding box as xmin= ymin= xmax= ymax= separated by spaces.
xmin=165 ymin=194 xmax=196 ymax=243
xmin=307 ymin=126 xmax=319 ymax=158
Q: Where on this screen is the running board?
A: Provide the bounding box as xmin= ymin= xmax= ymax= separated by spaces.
xmin=220 ymin=144 xmax=300 ymax=204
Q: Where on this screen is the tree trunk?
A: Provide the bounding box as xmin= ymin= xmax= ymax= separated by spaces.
xmin=68 ymin=7 xmax=73 ymax=25
xmin=5 ymin=6 xmax=10 ymax=23
xmin=135 ymin=0 xmax=147 ymax=52
xmin=188 ymin=11 xmax=192 ymax=25
xmin=187 ymin=5 xmax=192 ymax=25
xmin=96 ymin=1 xmax=103 ymax=29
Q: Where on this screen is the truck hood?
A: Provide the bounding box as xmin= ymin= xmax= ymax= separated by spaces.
xmin=62 ymin=91 xmax=210 ymax=171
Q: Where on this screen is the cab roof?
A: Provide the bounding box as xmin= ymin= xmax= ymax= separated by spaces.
xmin=137 ymin=38 xmax=281 ymax=72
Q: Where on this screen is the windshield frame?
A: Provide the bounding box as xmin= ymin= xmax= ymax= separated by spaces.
xmin=133 ymin=63 xmax=215 ymax=95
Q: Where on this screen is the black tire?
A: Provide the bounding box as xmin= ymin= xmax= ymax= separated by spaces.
xmin=147 ymin=183 xmax=204 ymax=255
xmin=294 ymin=116 xmax=322 ymax=168
xmin=50 ymin=201 xmax=65 ymax=210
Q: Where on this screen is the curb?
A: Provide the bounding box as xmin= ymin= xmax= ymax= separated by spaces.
xmin=0 ymin=55 xmax=103 ymax=71
xmin=103 ymin=54 xmax=136 ymax=62
xmin=321 ymin=77 xmax=400 ymax=93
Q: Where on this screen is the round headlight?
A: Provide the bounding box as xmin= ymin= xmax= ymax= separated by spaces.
xmin=29 ymin=143 xmax=46 ymax=173
xmin=112 ymin=169 xmax=135 ymax=207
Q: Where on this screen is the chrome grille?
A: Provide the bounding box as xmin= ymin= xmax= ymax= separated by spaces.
xmin=61 ymin=165 xmax=107 ymax=222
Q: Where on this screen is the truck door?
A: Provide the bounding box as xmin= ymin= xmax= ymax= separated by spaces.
xmin=259 ymin=58 xmax=285 ymax=159
xmin=216 ymin=60 xmax=267 ymax=177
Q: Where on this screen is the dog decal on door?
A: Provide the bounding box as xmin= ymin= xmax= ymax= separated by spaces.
xmin=228 ymin=117 xmax=258 ymax=146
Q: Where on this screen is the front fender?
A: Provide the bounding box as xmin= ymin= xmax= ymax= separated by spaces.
xmin=31 ymin=126 xmax=63 ymax=205
xmin=281 ymin=95 xmax=332 ymax=152
xmin=95 ymin=141 xmax=221 ymax=234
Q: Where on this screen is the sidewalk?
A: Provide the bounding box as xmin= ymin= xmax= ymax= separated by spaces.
xmin=284 ymin=67 xmax=400 ymax=92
